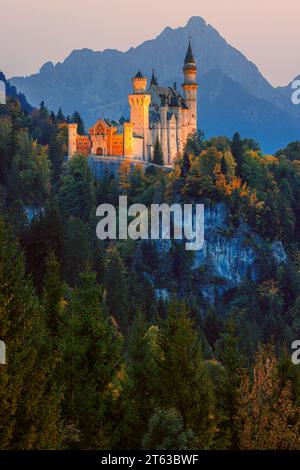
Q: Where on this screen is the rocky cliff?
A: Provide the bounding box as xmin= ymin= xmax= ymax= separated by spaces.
xmin=155 ymin=203 xmax=287 ymax=302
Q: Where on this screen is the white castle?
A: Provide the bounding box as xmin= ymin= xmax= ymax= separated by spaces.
xmin=68 ymin=40 xmax=198 ymax=166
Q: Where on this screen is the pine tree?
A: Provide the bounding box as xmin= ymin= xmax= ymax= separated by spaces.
xmin=63 ymin=216 xmax=93 ymax=286
xmin=104 ymin=247 xmax=128 ymax=332
xmin=123 ymin=312 xmax=157 ymax=448
xmin=0 ymin=218 xmax=61 ymax=449
xmin=39 ymin=100 xmax=48 ymax=119
xmin=180 ymin=152 xmax=191 ymax=178
xmin=154 ymin=301 xmax=216 ymax=448
xmin=61 ymin=266 xmax=123 ymax=448
xmin=71 ymin=111 xmax=85 ymax=135
xmin=215 ymin=315 xmax=244 ymax=448
xmin=43 ymin=252 xmax=65 ymax=336
xmin=50 ymin=110 xmax=57 ymax=124
xmin=21 ymin=201 xmax=64 ymax=292
xmin=56 ymin=107 xmax=65 ymax=123
xmin=142 ymin=408 xmax=194 ymax=450
xmin=58 ymin=154 xmax=96 ymax=223
xmin=153 ymin=136 xmax=164 ymax=166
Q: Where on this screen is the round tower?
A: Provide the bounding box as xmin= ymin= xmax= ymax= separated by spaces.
xmin=128 ymin=70 xmax=151 ymax=160
xmin=68 ymin=123 xmax=78 ymax=159
xmin=182 ymin=39 xmax=198 ymax=134
xmin=132 ymin=70 xmax=148 ymax=94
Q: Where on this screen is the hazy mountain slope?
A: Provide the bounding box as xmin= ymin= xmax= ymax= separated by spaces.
xmin=10 ymin=16 xmax=300 ymax=152
xmin=200 ymin=70 xmax=300 ymax=152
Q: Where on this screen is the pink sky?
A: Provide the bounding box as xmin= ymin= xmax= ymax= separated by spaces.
xmin=1 ymin=0 xmax=300 ymax=86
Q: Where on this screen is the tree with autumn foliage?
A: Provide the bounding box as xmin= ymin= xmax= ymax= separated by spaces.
xmin=235 ymin=344 xmax=300 ymax=449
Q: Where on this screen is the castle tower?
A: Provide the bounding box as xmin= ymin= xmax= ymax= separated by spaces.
xmin=128 ymin=70 xmax=151 ymax=160
xmin=160 ymin=95 xmax=168 ymax=165
xmin=182 ymin=39 xmax=198 ymax=135
xmin=68 ymin=123 xmax=78 ymax=158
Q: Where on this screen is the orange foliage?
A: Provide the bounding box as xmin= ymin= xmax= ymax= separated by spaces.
xmin=235 ymin=344 xmax=300 ymax=449
xmin=119 ymin=160 xmax=131 ymax=193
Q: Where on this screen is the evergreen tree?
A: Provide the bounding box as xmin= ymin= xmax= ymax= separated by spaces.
xmin=61 ymin=267 xmax=123 ymax=448
xmin=215 ymin=315 xmax=244 ymax=448
xmin=71 ymin=111 xmax=85 ymax=135
xmin=50 ymin=110 xmax=57 ymax=124
xmin=63 ymin=216 xmax=93 ymax=286
xmin=56 ymin=107 xmax=65 ymax=123
xmin=39 ymin=100 xmax=48 ymax=119
xmin=142 ymin=408 xmax=194 ymax=450
xmin=154 ymin=301 xmax=216 ymax=448
xmin=58 ymin=154 xmax=96 ymax=223
xmin=43 ymin=252 xmax=65 ymax=336
xmin=153 ymin=136 xmax=164 ymax=166
xmin=231 ymin=132 xmax=243 ymax=170
xmin=104 ymin=247 xmax=128 ymax=332
xmin=0 ymin=218 xmax=61 ymax=449
xmin=123 ymin=312 xmax=157 ymax=448
xmin=21 ymin=202 xmax=64 ymax=291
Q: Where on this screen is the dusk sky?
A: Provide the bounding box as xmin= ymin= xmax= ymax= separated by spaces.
xmin=1 ymin=0 xmax=300 ymax=86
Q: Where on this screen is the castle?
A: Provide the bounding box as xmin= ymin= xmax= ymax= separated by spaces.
xmin=68 ymin=40 xmax=198 ymax=166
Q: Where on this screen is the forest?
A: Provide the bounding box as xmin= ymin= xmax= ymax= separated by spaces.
xmin=0 ymin=94 xmax=300 ymax=450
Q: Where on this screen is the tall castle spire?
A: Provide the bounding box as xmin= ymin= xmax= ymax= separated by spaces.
xmin=150 ymin=68 xmax=158 ymax=86
xmin=184 ymin=38 xmax=196 ymax=66
xmin=182 ymin=38 xmax=198 ymax=134
xmin=183 ymin=37 xmax=197 ymax=82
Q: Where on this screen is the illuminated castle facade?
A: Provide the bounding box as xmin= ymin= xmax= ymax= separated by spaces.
xmin=68 ymin=41 xmax=198 ymax=166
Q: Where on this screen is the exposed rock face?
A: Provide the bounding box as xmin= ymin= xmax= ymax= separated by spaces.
xmin=156 ymin=203 xmax=287 ymax=302
xmin=194 ymin=204 xmax=258 ymax=284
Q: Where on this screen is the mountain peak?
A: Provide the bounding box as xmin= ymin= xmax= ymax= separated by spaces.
xmin=10 ymin=17 xmax=300 ymax=152
xmin=185 ymin=16 xmax=206 ymax=30
xmin=39 ymin=61 xmax=54 ymax=74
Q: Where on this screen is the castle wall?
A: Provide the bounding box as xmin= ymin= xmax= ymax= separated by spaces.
xmin=132 ymin=136 xmax=144 ymax=159
xmin=111 ymin=134 xmax=124 ymax=156
xmin=167 ymin=116 xmax=177 ymax=165
xmin=160 ymin=106 xmax=168 ymax=164
xmin=91 ymin=134 xmax=107 ymax=155
xmin=123 ymin=122 xmax=134 ymax=157
xmin=76 ymin=135 xmax=91 ymax=155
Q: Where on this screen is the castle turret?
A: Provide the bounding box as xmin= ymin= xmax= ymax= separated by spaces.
xmin=68 ymin=123 xmax=78 ymax=158
xmin=132 ymin=70 xmax=148 ymax=94
xmin=128 ymin=70 xmax=151 ymax=160
xmin=182 ymin=39 xmax=198 ymax=135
